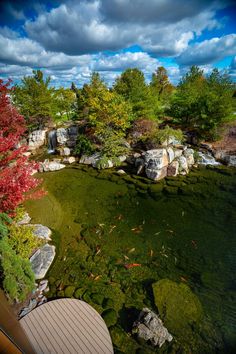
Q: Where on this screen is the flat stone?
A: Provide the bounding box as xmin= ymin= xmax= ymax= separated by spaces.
xmin=30 ymin=244 xmax=56 ymax=280
xmin=39 ymin=160 xmax=66 ymax=172
xmin=27 ymin=224 xmax=52 ymax=241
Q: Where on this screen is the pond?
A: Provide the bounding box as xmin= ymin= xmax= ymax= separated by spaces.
xmin=25 ymin=165 xmax=236 ymax=353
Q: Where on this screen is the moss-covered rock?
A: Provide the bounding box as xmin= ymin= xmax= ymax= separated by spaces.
xmin=110 ymin=325 xmax=139 ymax=353
xmin=91 ymin=293 xmax=104 ymax=305
xmin=64 ymin=285 xmax=75 ymax=297
xmin=74 ymin=287 xmax=85 ymax=299
xmin=152 ymin=279 xmax=202 ymax=334
xmin=102 ymin=308 xmax=118 ymax=327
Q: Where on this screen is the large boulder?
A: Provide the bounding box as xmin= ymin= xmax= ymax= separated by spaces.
xmin=28 ymin=130 xmax=47 ymax=150
xmin=39 ymin=160 xmax=66 ymax=172
xmin=167 ymin=161 xmax=179 ymax=177
xmin=223 ymin=155 xmax=236 ymax=167
xmin=66 ymin=125 xmax=78 ymax=148
xmin=80 ymin=153 xmax=100 ymax=165
xmin=30 ymin=244 xmax=56 ymax=279
xmin=133 ymin=308 xmax=173 ymax=347
xmin=144 ymin=149 xmax=169 ymax=181
xmin=167 ymin=147 xmax=175 ymax=163
xmin=184 ymin=148 xmax=195 ymax=166
xmin=178 ymin=155 xmax=188 ymax=174
xmin=56 ymin=128 xmax=68 ymax=145
xmin=30 ymin=224 xmax=52 ymax=241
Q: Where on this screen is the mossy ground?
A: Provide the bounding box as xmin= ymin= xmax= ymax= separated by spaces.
xmin=25 ymin=165 xmax=236 ymax=353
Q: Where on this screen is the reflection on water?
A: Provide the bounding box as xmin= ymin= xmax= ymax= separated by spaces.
xmin=26 ymin=166 xmax=236 ymax=353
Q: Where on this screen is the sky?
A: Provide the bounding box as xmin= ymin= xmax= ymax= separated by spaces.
xmin=0 ymin=0 xmax=235 ymax=87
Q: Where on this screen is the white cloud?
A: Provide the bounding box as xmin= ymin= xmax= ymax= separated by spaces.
xmin=177 ymin=34 xmax=236 ymax=66
xmin=24 ymin=0 xmax=223 ymax=56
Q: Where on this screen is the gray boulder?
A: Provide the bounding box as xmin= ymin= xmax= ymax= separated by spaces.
xmin=30 ymin=244 xmax=56 ymax=280
xmin=80 ymin=153 xmax=100 ymax=165
xmin=63 ymin=156 xmax=76 ymax=164
xmin=133 ymin=308 xmax=173 ymax=348
xmin=167 ymin=160 xmax=179 ymax=177
xmin=28 ymin=130 xmax=47 ymax=150
xmin=17 ymin=212 xmax=31 ymax=225
xmin=178 ymin=155 xmax=189 ymax=173
xmin=144 ymin=149 xmax=169 ymax=181
xmin=223 ymin=155 xmax=236 ymax=167
xmin=56 ymin=128 xmax=68 ymax=145
xmin=27 ymin=224 xmax=52 ymax=241
xmin=39 ymin=160 xmax=66 ymax=172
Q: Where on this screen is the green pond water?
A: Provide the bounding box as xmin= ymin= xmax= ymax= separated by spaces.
xmin=25 ymin=165 xmax=236 ymax=353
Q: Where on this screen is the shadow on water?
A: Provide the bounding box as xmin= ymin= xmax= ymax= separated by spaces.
xmin=25 ymin=165 xmax=236 ymax=353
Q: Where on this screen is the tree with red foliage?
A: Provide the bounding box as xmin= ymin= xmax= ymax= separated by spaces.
xmin=0 ymin=79 xmax=41 ymax=214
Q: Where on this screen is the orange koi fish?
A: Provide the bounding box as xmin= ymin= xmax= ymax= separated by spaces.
xmin=124 ymin=263 xmax=141 ymax=269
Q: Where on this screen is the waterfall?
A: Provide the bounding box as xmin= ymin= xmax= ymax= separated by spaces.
xmin=48 ymin=130 xmax=57 ymax=153
xmin=197 ymin=151 xmax=220 ymax=166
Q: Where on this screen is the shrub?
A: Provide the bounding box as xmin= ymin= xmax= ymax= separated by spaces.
xmin=129 ymin=118 xmax=159 ymax=143
xmin=8 ymin=224 xmax=42 ymax=259
xmin=0 ymin=235 xmax=35 ymax=302
xmin=74 ymin=135 xmax=95 ymax=156
xmin=155 ymin=125 xmax=184 ymax=145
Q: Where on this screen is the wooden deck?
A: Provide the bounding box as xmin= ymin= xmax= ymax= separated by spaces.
xmin=20 ymin=299 xmax=114 ymax=354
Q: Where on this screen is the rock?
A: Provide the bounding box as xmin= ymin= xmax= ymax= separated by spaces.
xmin=178 ymin=155 xmax=188 ymax=173
xmin=80 ymin=153 xmax=100 ymax=165
xmin=19 ymin=299 xmax=37 ymax=318
xmin=59 ymin=147 xmax=71 ymax=156
xmin=144 ymin=149 xmax=168 ymax=181
xmin=63 ymin=156 xmax=76 ymax=164
xmin=30 ymin=244 xmax=56 ymax=280
xmin=39 ymin=160 xmax=66 ymax=172
xmin=184 ymin=148 xmax=195 ymax=166
xmin=224 ymin=155 xmax=236 ymax=167
xmin=167 ymin=161 xmax=179 ymax=177
xmin=133 ymin=308 xmax=173 ymax=348
xmin=38 ymin=279 xmax=48 ymax=292
xmin=135 ymin=157 xmax=145 ymax=175
xmin=17 ymin=212 xmax=31 ymax=225
xmin=118 ymin=155 xmax=127 ymax=162
xmin=174 ymin=149 xmax=183 ymax=159
xmin=117 ymin=169 xmax=126 ymax=175
xmin=197 ymin=152 xmax=220 ymax=166
xmin=166 ymin=147 xmax=174 ymax=163
xmin=161 ymin=136 xmax=182 ymax=147
xmin=37 ymin=296 xmax=47 ymax=306
xmin=28 ymin=224 xmax=52 ymax=241
xmin=94 ymin=158 xmax=113 ymax=169
xmin=67 ymin=125 xmax=78 ymax=148
xmin=56 ymin=128 xmax=68 ymax=145
xmin=28 ymin=130 xmax=47 ymax=150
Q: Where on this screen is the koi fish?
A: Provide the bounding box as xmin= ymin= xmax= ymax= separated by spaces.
xmin=109 ymin=225 xmax=117 ymax=233
xmin=191 ymin=240 xmax=198 ymax=249
xmin=180 ymin=276 xmax=188 ymax=283
xmin=124 ymin=263 xmax=142 ymax=269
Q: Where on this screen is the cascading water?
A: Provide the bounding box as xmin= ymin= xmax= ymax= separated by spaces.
xmin=48 ymin=130 xmax=57 ymax=153
xmin=197 ymin=151 xmax=220 ymax=165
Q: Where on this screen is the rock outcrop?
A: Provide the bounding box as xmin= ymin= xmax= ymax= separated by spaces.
xmin=133 ymin=308 xmax=173 ymax=347
xmin=28 ymin=224 xmax=52 ymax=241
xmin=28 ymin=130 xmax=47 ymax=150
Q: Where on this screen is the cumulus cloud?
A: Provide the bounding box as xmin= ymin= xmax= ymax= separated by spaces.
xmin=24 ymin=0 xmax=224 ymax=56
xmin=177 ymin=34 xmax=236 ymax=66
xmin=229 ymin=56 xmax=236 ymax=79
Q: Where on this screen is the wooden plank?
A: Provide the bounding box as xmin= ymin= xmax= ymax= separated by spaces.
xmin=20 ymin=299 xmax=114 ymax=354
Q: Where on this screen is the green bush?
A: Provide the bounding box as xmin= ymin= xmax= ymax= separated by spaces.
xmin=102 ymin=308 xmax=118 ymax=327
xmin=8 ymin=224 xmax=42 ymax=259
xmin=0 ymin=236 xmax=35 ymax=302
xmin=74 ymin=134 xmax=95 ymax=156
xmin=155 ymin=125 xmax=184 ymax=145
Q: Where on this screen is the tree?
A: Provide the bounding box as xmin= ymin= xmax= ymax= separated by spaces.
xmin=52 ymin=87 xmax=76 ymax=121
xmin=0 ymin=79 xmax=41 ymax=214
xmin=113 ymin=68 xmax=159 ymax=120
xmin=78 ymin=73 xmax=133 ymax=137
xmin=150 ymin=66 xmax=174 ymax=102
xmin=170 ymin=66 xmax=234 ymax=139
xmin=13 ymin=70 xmax=54 ymax=129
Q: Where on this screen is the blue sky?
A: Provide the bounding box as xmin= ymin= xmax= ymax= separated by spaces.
xmin=0 ymin=0 xmax=235 ymax=87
